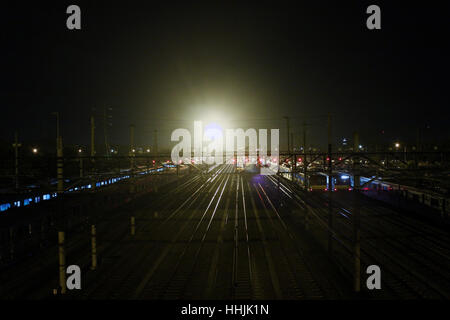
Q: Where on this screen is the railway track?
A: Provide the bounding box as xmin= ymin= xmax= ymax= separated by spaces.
xmin=0 ymin=171 xmax=193 ymax=298
xmin=279 ymin=176 xmax=450 ymax=299
xmin=72 ymin=165 xmax=349 ymax=299
xmin=6 ymin=164 xmax=427 ymax=299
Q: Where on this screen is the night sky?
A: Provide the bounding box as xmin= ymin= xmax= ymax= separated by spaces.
xmin=1 ymin=1 xmax=449 ymax=150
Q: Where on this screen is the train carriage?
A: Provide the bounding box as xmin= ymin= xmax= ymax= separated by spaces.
xmin=334 ymin=174 xmax=351 ymax=191
xmin=308 ymin=173 xmax=328 ymax=191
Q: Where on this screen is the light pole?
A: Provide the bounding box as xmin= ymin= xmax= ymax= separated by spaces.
xmin=327 ymin=113 xmax=333 ymax=256
xmin=283 ymin=116 xmax=290 ymax=154
xmin=78 ymin=148 xmax=84 ymax=178
xmin=52 ymin=112 xmax=64 ymax=194
xmin=12 ymin=131 xmax=21 ymax=190
xmin=90 ymin=115 xmax=96 ymax=161
xmin=130 ymin=124 xmax=135 ymax=173
xmin=353 ymin=132 xmax=361 ymax=292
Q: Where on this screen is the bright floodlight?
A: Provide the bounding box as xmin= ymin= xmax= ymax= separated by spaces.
xmin=190 ymin=105 xmax=231 ymax=131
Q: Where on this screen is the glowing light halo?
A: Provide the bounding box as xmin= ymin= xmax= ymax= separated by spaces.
xmin=188 ymin=105 xmax=232 ymax=131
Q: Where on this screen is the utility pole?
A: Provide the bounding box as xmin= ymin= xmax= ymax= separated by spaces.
xmin=291 ymin=131 xmax=296 ymax=181
xmin=58 ymin=231 xmax=66 ymax=294
xmin=12 ymin=131 xmax=21 ymax=190
xmin=52 ymin=112 xmax=64 ymax=195
xmin=52 ymin=112 xmax=65 ymax=258
xmin=283 ymin=116 xmax=290 ymax=154
xmin=90 ymin=115 xmax=95 ymax=160
xmin=327 ymin=113 xmax=333 ymax=256
xmin=79 ymin=152 xmax=84 ymax=178
xmin=353 ymin=131 xmax=361 ymax=292
xmin=153 ymin=129 xmax=158 ymax=163
xmin=90 ymin=225 xmax=97 ymax=270
xmin=57 ymin=137 xmax=63 ymax=194
xmin=129 ymin=125 xmax=136 ymax=195
xmin=303 ymin=122 xmax=307 ymax=151
xmin=416 ymin=127 xmax=421 ymax=152
xmin=303 ymin=121 xmax=308 ymax=190
xmin=404 ymin=145 xmax=407 ymax=163
xmin=103 ymin=107 xmax=109 ymax=158
xmin=291 ymin=132 xmax=294 ymax=152
xmin=103 ymin=107 xmax=112 ymax=158
xmin=130 ymin=124 xmax=135 ymax=172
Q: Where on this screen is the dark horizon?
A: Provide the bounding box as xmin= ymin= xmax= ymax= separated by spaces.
xmin=1 ymin=1 xmax=449 ymax=149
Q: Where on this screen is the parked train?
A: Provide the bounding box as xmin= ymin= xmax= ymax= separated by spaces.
xmin=284 ymin=168 xmax=449 ymax=216
xmin=361 ymin=177 xmax=449 ymax=216
xmin=288 ymin=172 xmax=352 ymax=192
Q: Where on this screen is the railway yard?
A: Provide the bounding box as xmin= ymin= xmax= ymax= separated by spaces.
xmin=1 ymin=164 xmax=449 ymax=299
